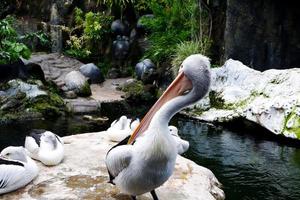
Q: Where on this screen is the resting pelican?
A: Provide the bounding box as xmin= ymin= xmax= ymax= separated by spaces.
xmin=0 ymin=146 xmax=38 ymax=195
xmin=168 ymin=126 xmax=189 ymax=155
xmin=105 ymin=54 xmax=211 ymax=200
xmin=24 ymin=130 xmax=64 ymax=166
xmin=107 ymin=116 xmax=140 ymax=142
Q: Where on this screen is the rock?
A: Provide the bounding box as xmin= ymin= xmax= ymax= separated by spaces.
xmin=224 ymin=0 xmax=300 ymax=70
xmin=189 ymin=59 xmax=300 ymax=140
xmin=28 ymin=53 xmax=84 ymax=90
xmin=0 ymin=79 xmax=66 ymax=121
xmin=112 ymin=35 xmax=130 ymax=61
xmin=64 ymin=98 xmax=100 ymax=113
xmin=64 ymin=71 xmax=91 ymax=97
xmin=111 ymin=19 xmax=130 ymax=36
xmin=135 ymin=59 xmax=156 ymax=83
xmin=0 ymin=59 xmax=28 ymax=83
xmin=107 ymin=68 xmax=121 ymax=79
xmin=64 ymin=91 xmax=77 ymax=99
xmin=79 ymin=63 xmax=104 ymax=84
xmin=83 ymin=115 xmax=109 ymax=124
xmin=6 ymin=79 xmax=47 ymax=99
xmin=25 ymin=62 xmax=46 ymax=82
xmin=1 ymin=132 xmax=224 ymax=200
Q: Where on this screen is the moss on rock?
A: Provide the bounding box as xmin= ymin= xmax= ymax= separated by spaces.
xmin=77 ymin=81 xmax=92 ymax=97
xmin=120 ymin=80 xmax=157 ymax=103
xmin=0 ymin=80 xmax=68 ymax=123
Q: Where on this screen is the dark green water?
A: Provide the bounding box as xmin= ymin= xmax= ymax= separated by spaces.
xmin=1 ymin=115 xmax=300 ymax=199
xmin=173 ymin=117 xmax=300 ymax=200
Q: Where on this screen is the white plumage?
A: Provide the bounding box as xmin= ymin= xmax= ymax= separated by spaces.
xmin=0 ymin=146 xmax=38 ymax=195
xmin=168 ymin=126 xmax=189 ymax=155
xmin=25 ymin=130 xmax=64 ymax=166
xmin=107 ymin=116 xmax=140 ymax=142
xmin=106 ymin=54 xmax=211 ymax=200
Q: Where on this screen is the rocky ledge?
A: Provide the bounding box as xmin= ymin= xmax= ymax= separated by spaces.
xmin=188 ymin=59 xmax=300 ymax=140
xmin=1 ymin=132 xmax=224 ymax=200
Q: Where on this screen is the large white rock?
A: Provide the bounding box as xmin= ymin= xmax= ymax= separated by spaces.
xmin=189 ymin=59 xmax=300 ymax=139
xmin=1 ymin=132 xmax=225 ymax=200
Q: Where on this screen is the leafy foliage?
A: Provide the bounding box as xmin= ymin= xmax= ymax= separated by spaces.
xmin=0 ymin=17 xmax=30 ymax=64
xmin=139 ymin=0 xmax=205 ymax=64
xmin=0 ymin=16 xmax=50 ymax=64
xmin=63 ymin=8 xmax=113 ymax=60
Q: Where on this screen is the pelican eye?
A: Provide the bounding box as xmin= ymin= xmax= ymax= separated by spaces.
xmin=182 ymin=89 xmax=191 ymax=95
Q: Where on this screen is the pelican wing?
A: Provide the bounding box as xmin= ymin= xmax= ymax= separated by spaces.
xmin=0 ymin=159 xmax=25 ymax=191
xmin=106 ymin=136 xmax=133 ymax=184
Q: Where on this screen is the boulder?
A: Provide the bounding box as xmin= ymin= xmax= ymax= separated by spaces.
xmin=79 ymin=63 xmax=104 ymax=84
xmin=188 ymin=59 xmax=300 ymax=140
xmin=112 ymin=35 xmax=130 ymax=61
xmin=1 ymin=132 xmax=225 ymax=200
xmin=111 ymin=19 xmax=130 ymax=36
xmin=0 ymin=59 xmax=28 ymax=83
xmin=5 ymin=79 xmax=47 ymax=99
xmin=135 ymin=59 xmax=156 ymax=83
xmin=64 ymin=71 xmax=91 ymax=97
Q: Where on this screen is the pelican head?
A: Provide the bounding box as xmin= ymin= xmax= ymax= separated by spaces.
xmin=128 ymin=54 xmax=211 ymax=144
xmin=40 ymin=131 xmax=62 ymax=151
xmin=0 ymin=146 xmax=28 ymax=163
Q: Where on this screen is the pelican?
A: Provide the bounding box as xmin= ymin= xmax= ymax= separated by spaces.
xmin=105 ymin=54 xmax=211 ymax=200
xmin=24 ymin=130 xmax=64 ymax=166
xmin=107 ymin=116 xmax=140 ymax=142
xmin=168 ymin=126 xmax=189 ymax=155
xmin=0 ymin=146 xmax=38 ymax=195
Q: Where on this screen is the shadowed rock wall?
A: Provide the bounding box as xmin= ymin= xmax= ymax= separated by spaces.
xmin=224 ymin=0 xmax=300 ymax=70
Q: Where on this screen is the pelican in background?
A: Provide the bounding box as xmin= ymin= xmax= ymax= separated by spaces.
xmin=107 ymin=116 xmax=140 ymax=142
xmin=25 ymin=130 xmax=64 ymax=166
xmin=106 ymin=54 xmax=211 ymax=200
xmin=0 ymin=146 xmax=38 ymax=195
xmin=168 ymin=126 xmax=189 ymax=155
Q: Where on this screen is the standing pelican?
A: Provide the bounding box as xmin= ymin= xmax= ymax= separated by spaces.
xmin=105 ymin=54 xmax=211 ymax=200
xmin=0 ymin=146 xmax=38 ymax=195
xmin=24 ymin=130 xmax=64 ymax=166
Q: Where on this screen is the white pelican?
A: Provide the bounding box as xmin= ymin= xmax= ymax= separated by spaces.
xmin=168 ymin=126 xmax=189 ymax=155
xmin=107 ymin=116 xmax=140 ymax=142
xmin=105 ymin=54 xmax=211 ymax=200
xmin=0 ymin=146 xmax=38 ymax=195
xmin=24 ymin=130 xmax=64 ymax=166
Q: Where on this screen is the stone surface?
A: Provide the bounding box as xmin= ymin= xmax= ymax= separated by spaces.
xmin=1 ymin=132 xmax=224 ymax=200
xmin=79 ymin=63 xmax=104 ymax=84
xmin=28 ymin=53 xmax=84 ymax=88
xmin=135 ymin=59 xmax=156 ymax=83
xmin=224 ymin=0 xmax=300 ymax=70
xmin=6 ymin=79 xmax=47 ymax=99
xmin=189 ymin=59 xmax=300 ymax=139
xmin=64 ymin=71 xmax=91 ymax=97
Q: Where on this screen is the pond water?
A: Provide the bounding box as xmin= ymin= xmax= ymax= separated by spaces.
xmin=173 ymin=117 xmax=300 ymax=200
xmin=0 ymin=115 xmax=300 ymax=199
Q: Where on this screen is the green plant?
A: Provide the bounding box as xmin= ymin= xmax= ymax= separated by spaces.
xmin=0 ymin=16 xmax=50 ymax=64
xmin=63 ymin=8 xmax=113 ymax=60
xmin=0 ymin=16 xmax=31 ymax=64
xmin=138 ymin=0 xmax=206 ymax=65
xmin=171 ymin=39 xmax=211 ymax=74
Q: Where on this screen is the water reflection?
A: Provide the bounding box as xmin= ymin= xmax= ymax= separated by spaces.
xmin=172 ymin=117 xmax=300 ymax=200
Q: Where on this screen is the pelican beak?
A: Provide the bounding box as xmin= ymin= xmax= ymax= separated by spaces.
xmin=128 ymin=71 xmax=192 ymax=144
